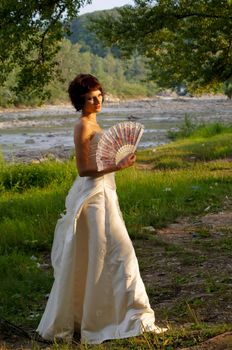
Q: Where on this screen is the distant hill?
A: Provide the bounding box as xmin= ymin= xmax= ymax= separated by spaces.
xmin=68 ymin=8 xmax=121 ymax=58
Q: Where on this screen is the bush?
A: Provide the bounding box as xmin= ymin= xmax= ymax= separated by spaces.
xmin=168 ymin=116 xmax=232 ymax=140
xmin=0 ymin=161 xmax=76 ymax=192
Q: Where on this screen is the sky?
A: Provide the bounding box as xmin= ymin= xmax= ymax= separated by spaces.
xmin=79 ymin=0 xmax=134 ymax=15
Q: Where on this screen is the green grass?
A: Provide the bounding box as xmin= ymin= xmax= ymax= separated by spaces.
xmin=1 ymin=324 xmax=231 ymax=349
xmin=167 ymin=116 xmax=232 ymax=141
xmin=137 ymin=134 xmax=232 ymax=168
xmin=117 ymin=163 xmax=232 ymax=231
xmin=0 ymin=252 xmax=53 ymax=327
xmin=0 ymin=123 xmax=232 ymax=349
xmin=0 ymin=160 xmax=76 ymax=192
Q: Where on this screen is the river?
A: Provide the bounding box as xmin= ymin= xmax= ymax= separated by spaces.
xmin=0 ymin=96 xmax=231 ymax=162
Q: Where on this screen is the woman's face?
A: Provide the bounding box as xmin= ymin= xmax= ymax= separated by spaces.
xmin=82 ymin=89 xmax=103 ymax=114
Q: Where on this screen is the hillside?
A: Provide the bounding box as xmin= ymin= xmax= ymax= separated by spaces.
xmin=68 ymin=8 xmax=121 ymax=58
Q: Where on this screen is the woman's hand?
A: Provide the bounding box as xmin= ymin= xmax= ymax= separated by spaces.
xmin=117 ymin=153 xmax=136 ymax=170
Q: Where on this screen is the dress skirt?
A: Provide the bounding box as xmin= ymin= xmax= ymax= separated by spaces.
xmin=37 ymin=173 xmax=156 ymax=344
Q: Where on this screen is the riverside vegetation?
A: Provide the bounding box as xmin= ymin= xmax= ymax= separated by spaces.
xmin=1 ymin=2 xmax=232 ymax=108
xmin=0 ymin=122 xmax=232 ymax=349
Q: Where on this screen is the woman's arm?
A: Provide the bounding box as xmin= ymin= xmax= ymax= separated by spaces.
xmin=74 ymin=122 xmax=136 ymax=177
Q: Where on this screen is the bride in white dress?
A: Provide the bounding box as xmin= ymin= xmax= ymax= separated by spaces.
xmin=37 ymin=74 xmax=165 ymax=344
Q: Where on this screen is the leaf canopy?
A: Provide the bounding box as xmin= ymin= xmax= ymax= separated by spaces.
xmin=0 ymin=0 xmax=91 ymax=101
xmin=90 ymin=0 xmax=232 ymax=93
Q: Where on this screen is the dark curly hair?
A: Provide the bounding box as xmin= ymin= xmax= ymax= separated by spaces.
xmin=68 ymin=74 xmax=104 ymax=112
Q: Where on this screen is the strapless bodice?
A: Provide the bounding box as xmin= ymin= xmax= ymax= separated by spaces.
xmin=78 ymin=131 xmax=115 ymax=190
xmin=89 ymin=132 xmax=103 ymax=162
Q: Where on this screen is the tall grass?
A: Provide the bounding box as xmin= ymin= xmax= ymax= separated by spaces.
xmin=0 ymin=160 xmax=76 ymax=192
xmin=117 ymin=162 xmax=232 ymax=232
xmin=138 ymin=121 xmax=232 ymax=166
xmin=168 ymin=115 xmax=232 ymax=140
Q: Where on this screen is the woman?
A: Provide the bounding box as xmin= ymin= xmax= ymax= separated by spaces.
xmin=37 ymin=74 xmax=165 ymax=344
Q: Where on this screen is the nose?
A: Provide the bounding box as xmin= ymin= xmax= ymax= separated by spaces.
xmin=94 ymin=97 xmax=100 ymax=105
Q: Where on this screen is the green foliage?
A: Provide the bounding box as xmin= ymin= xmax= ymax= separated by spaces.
xmin=138 ymin=125 xmax=232 ymax=169
xmin=0 ymin=160 xmax=76 ymax=192
xmin=1 ymin=38 xmax=157 ymax=106
xmin=0 ymin=5 xmax=160 ymax=106
xmin=188 ymin=123 xmax=232 ymax=139
xmin=178 ymin=134 xmax=232 ymax=161
xmin=0 ymin=190 xmax=67 ymax=253
xmin=0 ymin=252 xmax=53 ymax=327
xmin=0 ymin=0 xmax=91 ymax=103
xmin=168 ymin=114 xmax=198 ymax=140
xmin=224 ymin=76 xmax=232 ymax=99
xmin=69 ymin=10 xmax=121 ymax=58
xmin=0 ymin=148 xmax=5 ymax=166
xmin=117 ymin=163 xmax=232 ymax=230
xmin=168 ymin=116 xmax=232 ymax=140
xmin=46 ymin=39 xmax=157 ymax=103
xmin=90 ymin=0 xmax=232 ymax=96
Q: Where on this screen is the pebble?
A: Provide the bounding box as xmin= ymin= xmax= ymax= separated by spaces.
xmin=25 ymin=139 xmax=35 ymax=144
xmin=141 ymin=226 xmax=156 ymax=233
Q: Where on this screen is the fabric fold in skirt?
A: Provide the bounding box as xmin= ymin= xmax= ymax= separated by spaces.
xmin=37 ymin=173 xmax=156 ymax=344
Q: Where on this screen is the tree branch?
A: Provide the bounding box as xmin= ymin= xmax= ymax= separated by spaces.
xmin=174 ymin=12 xmax=232 ymax=20
xmin=39 ymin=4 xmax=66 ymax=63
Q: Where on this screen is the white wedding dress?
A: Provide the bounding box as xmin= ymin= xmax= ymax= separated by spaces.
xmin=37 ymin=133 xmax=158 ymax=344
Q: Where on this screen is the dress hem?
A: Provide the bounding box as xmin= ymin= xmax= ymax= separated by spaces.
xmin=81 ymin=322 xmax=162 ymax=344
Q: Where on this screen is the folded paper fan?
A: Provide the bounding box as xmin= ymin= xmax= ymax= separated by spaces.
xmin=96 ymin=121 xmax=144 ymax=171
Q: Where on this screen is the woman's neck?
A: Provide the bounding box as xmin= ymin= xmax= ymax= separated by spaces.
xmin=81 ymin=112 xmax=97 ymax=124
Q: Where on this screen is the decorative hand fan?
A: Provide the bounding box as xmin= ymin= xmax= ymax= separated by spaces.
xmin=96 ymin=121 xmax=144 ymax=171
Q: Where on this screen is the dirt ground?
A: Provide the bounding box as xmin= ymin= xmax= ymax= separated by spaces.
xmin=1 ymin=204 xmax=232 ymax=349
xmin=181 ymin=332 xmax=232 ymax=350
xmin=148 ymin=209 xmax=232 ymax=325
xmin=135 ymin=200 xmax=232 ymax=349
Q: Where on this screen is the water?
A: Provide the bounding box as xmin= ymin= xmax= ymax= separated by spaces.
xmin=0 ymin=97 xmax=231 ymax=161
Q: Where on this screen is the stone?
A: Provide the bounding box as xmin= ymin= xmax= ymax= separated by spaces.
xmin=141 ymin=226 xmax=156 ymax=233
xmin=25 ymin=139 xmax=35 ymax=144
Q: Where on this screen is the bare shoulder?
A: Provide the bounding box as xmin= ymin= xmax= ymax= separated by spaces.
xmin=74 ymin=119 xmax=92 ymax=144
xmin=74 ymin=118 xmax=89 ymax=134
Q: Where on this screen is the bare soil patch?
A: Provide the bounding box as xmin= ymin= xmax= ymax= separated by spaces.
xmin=181 ymin=331 xmax=232 ymax=350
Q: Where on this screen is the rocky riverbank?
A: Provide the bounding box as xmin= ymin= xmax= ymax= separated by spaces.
xmin=1 ymin=95 xmax=231 ymax=163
